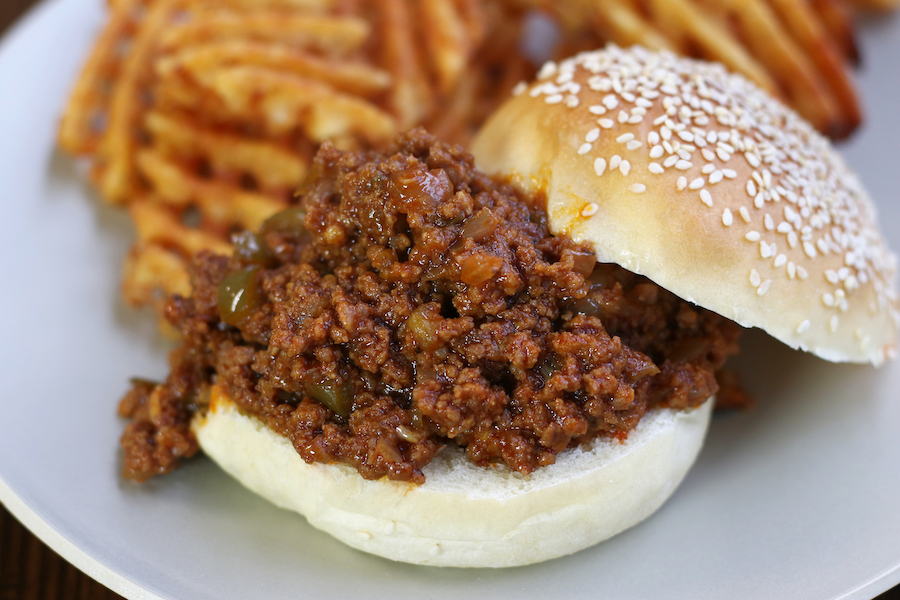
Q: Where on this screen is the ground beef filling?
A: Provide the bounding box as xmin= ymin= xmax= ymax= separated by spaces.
xmin=119 ymin=130 xmax=741 ymax=483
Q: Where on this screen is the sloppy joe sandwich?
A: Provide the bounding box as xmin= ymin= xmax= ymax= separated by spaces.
xmin=118 ymin=47 xmax=897 ymax=568
xmin=120 ymin=130 xmax=739 ymax=567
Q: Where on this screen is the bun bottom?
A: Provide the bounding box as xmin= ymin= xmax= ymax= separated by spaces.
xmin=192 ymin=387 xmax=713 ymax=567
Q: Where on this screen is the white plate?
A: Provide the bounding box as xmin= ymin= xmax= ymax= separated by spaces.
xmin=1 ymin=1 xmax=899 ymax=598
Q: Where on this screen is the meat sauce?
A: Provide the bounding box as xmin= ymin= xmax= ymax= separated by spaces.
xmin=119 ymin=130 xmax=741 ymax=483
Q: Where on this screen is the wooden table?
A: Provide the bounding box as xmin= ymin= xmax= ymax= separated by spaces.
xmin=0 ymin=2 xmax=899 ymax=599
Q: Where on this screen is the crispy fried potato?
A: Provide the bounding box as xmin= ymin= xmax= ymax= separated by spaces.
xmin=122 ymin=242 xmax=192 ymax=306
xmin=157 ymin=40 xmax=392 ymax=97
xmin=136 ymin=148 xmax=286 ymax=233
xmin=764 ymin=0 xmax=861 ymax=136
xmin=190 ymin=66 xmax=397 ymax=143
xmin=96 ymin=0 xmax=179 ymax=204
xmin=376 ymin=0 xmax=434 ymax=129
xmin=143 ymin=109 xmax=307 ymax=193
xmin=58 ymin=0 xmax=139 ymax=154
xmin=157 ymin=11 xmax=370 ymax=55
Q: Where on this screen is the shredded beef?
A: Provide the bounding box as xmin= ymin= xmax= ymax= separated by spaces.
xmin=119 ymin=129 xmax=741 ymax=483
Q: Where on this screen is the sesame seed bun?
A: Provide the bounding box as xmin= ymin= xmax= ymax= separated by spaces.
xmin=192 ymin=386 xmax=713 ymax=567
xmin=471 ymin=46 xmax=899 ymax=365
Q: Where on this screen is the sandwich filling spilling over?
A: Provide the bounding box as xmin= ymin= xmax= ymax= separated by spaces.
xmin=120 ymin=130 xmax=740 ymax=483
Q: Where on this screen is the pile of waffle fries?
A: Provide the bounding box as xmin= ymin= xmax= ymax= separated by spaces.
xmin=58 ymin=0 xmax=893 ymax=327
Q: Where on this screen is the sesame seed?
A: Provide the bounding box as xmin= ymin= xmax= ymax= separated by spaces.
xmin=747 ymin=180 xmax=757 ymax=197
xmin=599 ymin=119 xmax=614 ymax=129
xmin=803 ymin=241 xmax=817 ymax=258
xmin=754 ymin=193 xmax=765 ymax=209
xmin=512 ymin=81 xmax=527 ymax=96
xmin=777 ymin=222 xmax=792 ymax=234
xmin=774 ymin=254 xmax=787 ymax=267
xmin=702 ymin=149 xmax=716 ymax=161
xmin=664 ymin=155 xmax=679 ymax=168
xmin=796 ymin=320 xmax=811 ymax=334
xmin=677 ymin=148 xmax=692 ymax=161
xmin=764 ymin=214 xmax=774 ymax=230
xmin=602 ymin=94 xmax=618 ymax=109
xmin=356 ymin=531 xmax=372 ymax=540
xmin=661 ymin=126 xmax=672 ymax=141
xmin=649 ymin=145 xmax=664 ymax=159
xmin=716 ymin=148 xmax=731 ymax=162
xmin=610 ymin=155 xmax=622 ymax=170
xmin=797 ymin=266 xmax=809 ymax=280
xmin=648 ymin=131 xmax=660 ymax=145
xmin=545 ymin=94 xmax=564 ymax=105
xmin=722 ymin=208 xmax=733 ymax=226
xmin=739 ymin=207 xmax=751 ymax=222
xmin=582 ymin=203 xmax=599 ymax=217
xmin=788 ymin=231 xmax=798 ymax=248
xmin=675 ymin=160 xmax=692 ymax=170
xmin=626 ymin=140 xmax=643 ymax=151
xmin=689 ymin=178 xmax=705 ymax=190
xmin=787 ymin=262 xmax=797 ymax=279
xmin=586 ymin=128 xmax=601 ymax=143
xmin=537 ymin=61 xmax=557 ymax=79
xmin=745 ymin=231 xmax=761 ymax=242
xmin=722 ymin=169 xmax=737 ymax=179
xmin=746 ymin=153 xmax=761 ymax=168
xmin=578 ymin=143 xmax=592 ymax=155
xmin=750 ymin=269 xmax=761 ymax=287
xmin=823 ymin=293 xmax=835 ymax=307
xmin=676 ymin=177 xmax=687 ymax=191
xmin=701 ymin=164 xmax=716 ymax=175
xmin=758 ymin=280 xmax=772 ymax=295
xmin=616 ymin=133 xmax=635 ymax=144
xmin=565 ymin=95 xmax=579 ymax=108
xmin=620 ymin=160 xmax=631 ymax=175
xmin=709 ymin=170 xmax=724 ymax=184
xmin=700 ymin=189 xmax=713 ymax=207
xmin=589 ymin=105 xmax=607 ymax=115
xmin=594 ymin=157 xmax=607 ymax=177
xmin=678 ymin=130 xmax=694 ymax=142
xmin=618 ymin=111 xmax=629 ymax=123
xmin=649 ymin=162 xmax=664 ymax=174
xmin=760 ymin=241 xmax=772 ymax=258
xmin=629 ymin=183 xmax=647 ymax=193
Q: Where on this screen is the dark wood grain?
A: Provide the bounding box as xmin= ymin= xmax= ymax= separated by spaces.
xmin=0 ymin=1 xmax=898 ymax=599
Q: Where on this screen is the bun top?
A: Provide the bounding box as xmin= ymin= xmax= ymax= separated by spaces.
xmin=472 ymin=46 xmax=898 ymax=365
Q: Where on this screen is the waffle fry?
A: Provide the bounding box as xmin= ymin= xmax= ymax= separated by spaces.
xmin=156 ymin=41 xmax=392 ymax=97
xmin=376 ymin=0 xmax=434 ymax=129
xmin=96 ymin=0 xmax=179 ymax=204
xmin=58 ymin=0 xmax=139 ymax=155
xmin=809 ymin=0 xmax=859 ymax=64
xmin=143 ymin=110 xmax=307 ymax=193
xmin=157 ymin=12 xmax=371 ymax=55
